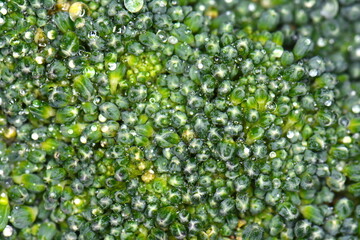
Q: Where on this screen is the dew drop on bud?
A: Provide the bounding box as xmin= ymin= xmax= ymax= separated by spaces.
xmin=352 ymin=105 xmax=360 ymax=114
xmin=124 ymin=0 xmax=144 ymax=13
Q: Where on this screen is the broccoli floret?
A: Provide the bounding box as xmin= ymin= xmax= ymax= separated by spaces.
xmin=0 ymin=0 xmax=360 ymax=239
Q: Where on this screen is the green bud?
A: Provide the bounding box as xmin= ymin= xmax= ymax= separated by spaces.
xmin=128 ymin=85 xmax=148 ymax=103
xmin=48 ymin=87 xmax=73 ymax=108
xmin=155 ymin=129 xmax=180 ymax=148
xmin=242 ymin=223 xmax=264 ymax=240
xmin=73 ymin=75 xmax=94 ymax=101
xmin=335 ymin=198 xmax=354 ymax=219
xmin=277 ymin=202 xmax=299 ymax=220
xmin=241 ymin=59 xmax=254 ymax=75
xmin=99 ymin=102 xmax=120 ymax=121
xmin=27 ymin=149 xmax=46 ymax=164
xmin=37 ymin=222 xmax=57 ymax=240
xmin=60 ymin=31 xmax=79 ymax=57
xmin=246 ymin=109 xmax=260 ymax=123
xmin=308 ymin=134 xmax=326 ymax=152
xmin=294 ymin=220 xmax=311 ymax=239
xmin=29 ymin=101 xmax=56 ymax=121
xmin=258 ymin=9 xmax=280 ymax=31
xmin=53 ymin=12 xmax=74 ymax=33
xmin=216 ymin=140 xmax=236 ymax=161
xmin=184 ymin=11 xmax=203 ymax=33
xmin=293 ymin=37 xmax=313 ymax=60
xmin=280 ymin=51 xmax=294 ymax=66
xmin=170 ymin=222 xmax=186 ymax=239
xmin=61 ymin=123 xmax=86 ymax=138
xmin=8 ymin=186 xmax=29 ymax=205
xmin=149 ymin=228 xmax=167 ymax=240
xmin=324 ymin=216 xmax=341 ymax=236
xmin=235 ymin=194 xmax=249 ymax=213
xmin=10 ymin=206 xmax=38 ymax=229
xmin=326 ymin=170 xmax=346 ymax=192
xmin=166 ymin=55 xmax=185 ymax=74
xmin=300 ymin=205 xmax=324 ymax=225
xmin=13 ymin=174 xmax=46 ymax=193
xmin=343 ymin=164 xmax=360 ymax=182
xmin=44 ymin=168 xmax=67 ymax=185
xmin=109 ymin=63 xmax=126 ymax=94
xmin=246 ymin=127 xmax=265 ymax=144
xmin=348 ymin=118 xmax=360 ymax=133
xmin=219 ymin=198 xmax=235 ymax=216
xmin=250 ymin=198 xmax=265 ymax=215
xmin=0 ymin=191 xmax=10 ymax=231
xmin=55 ymin=106 xmax=79 ymax=124
xmin=283 ymin=64 xmax=305 ymax=82
xmin=348 ymin=182 xmax=360 ymax=197
xmin=156 ymin=206 xmax=177 ymax=228
xmin=269 ymin=215 xmax=284 ymax=236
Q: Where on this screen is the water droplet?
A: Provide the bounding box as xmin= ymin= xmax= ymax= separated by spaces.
xmin=342 ymin=136 xmax=352 ymax=144
xmin=352 ymin=105 xmax=360 ymax=114
xmin=108 ymin=62 xmax=117 ymax=71
xmin=339 ymin=117 xmax=349 ymax=127
xmin=287 ymin=131 xmax=294 ymax=139
xmin=324 ymin=100 xmax=332 ymax=106
xmin=31 ymin=133 xmax=39 ymax=140
xmin=3 ymin=225 xmax=13 ymax=237
xmin=309 ymin=69 xmax=318 ymax=77
xmin=317 ymin=38 xmax=326 ymax=47
xmin=168 ymin=36 xmax=178 ymax=45
xmin=304 ymin=0 xmax=316 ymax=8
xmin=124 ymin=0 xmax=144 ymax=13
xmin=88 ymin=31 xmax=97 ymax=38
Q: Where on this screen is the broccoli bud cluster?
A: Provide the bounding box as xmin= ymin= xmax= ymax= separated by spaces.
xmin=0 ymin=0 xmax=360 ymax=239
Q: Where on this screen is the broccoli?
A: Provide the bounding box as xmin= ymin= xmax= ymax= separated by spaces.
xmin=0 ymin=0 xmax=360 ymax=239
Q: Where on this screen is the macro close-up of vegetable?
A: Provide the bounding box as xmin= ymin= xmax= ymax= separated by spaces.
xmin=0 ymin=0 xmax=360 ymax=239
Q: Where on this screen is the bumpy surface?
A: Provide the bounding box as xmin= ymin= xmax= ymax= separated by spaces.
xmin=0 ymin=0 xmax=360 ymax=239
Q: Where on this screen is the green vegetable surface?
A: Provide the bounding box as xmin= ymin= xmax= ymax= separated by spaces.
xmin=0 ymin=0 xmax=360 ymax=239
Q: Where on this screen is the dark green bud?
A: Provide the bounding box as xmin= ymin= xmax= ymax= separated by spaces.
xmin=73 ymin=75 xmax=94 ymax=101
xmin=294 ymin=220 xmax=311 ymax=238
xmin=269 ymin=215 xmax=284 ymax=236
xmin=184 ymin=11 xmax=203 ymax=33
xmin=60 ymin=31 xmax=79 ymax=57
xmin=242 ymin=223 xmax=264 ymax=240
xmin=44 ymin=168 xmax=67 ymax=185
xmin=277 ymin=202 xmax=299 ymax=220
xmin=27 ymin=149 xmax=46 ymax=164
xmin=156 ymin=206 xmax=177 ymax=228
xmin=335 ymin=198 xmax=354 ymax=220
xmin=348 ymin=182 xmax=360 ymax=197
xmin=37 ymin=222 xmax=57 ymax=240
xmin=324 ymin=216 xmax=341 ymax=236
xmin=235 ymin=194 xmax=249 ymax=213
xmin=155 ymin=129 xmax=180 ymax=148
xmin=170 ymin=222 xmax=187 ymax=239
xmin=293 ymin=37 xmax=313 ymax=60
xmin=326 ymin=170 xmax=346 ymax=192
xmin=99 ymin=102 xmax=120 ymax=121
xmin=53 ymin=12 xmax=74 ymax=33
xmin=343 ymin=164 xmax=360 ymax=182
